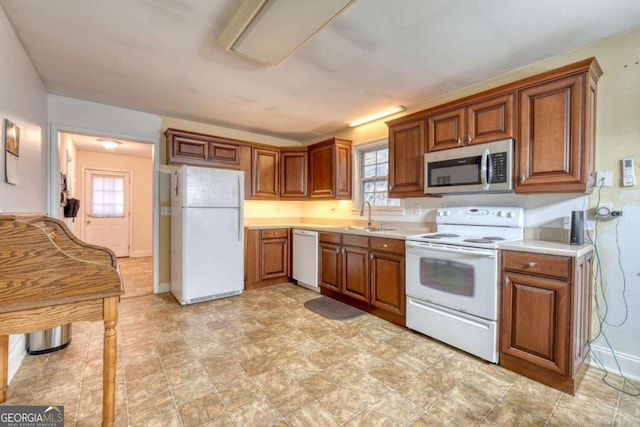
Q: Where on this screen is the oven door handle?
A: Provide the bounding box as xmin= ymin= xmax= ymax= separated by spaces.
xmin=406 ymin=241 xmax=496 ymax=257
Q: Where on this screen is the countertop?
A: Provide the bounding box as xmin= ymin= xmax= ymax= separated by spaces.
xmin=245 ymin=223 xmax=429 ymax=240
xmin=498 ymin=239 xmax=593 ymax=257
xmin=247 ymin=224 xmax=593 ymax=255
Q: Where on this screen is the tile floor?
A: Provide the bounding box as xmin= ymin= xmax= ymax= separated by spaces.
xmin=118 ymin=256 xmax=153 ymax=299
xmin=3 ymin=284 xmax=639 ymax=426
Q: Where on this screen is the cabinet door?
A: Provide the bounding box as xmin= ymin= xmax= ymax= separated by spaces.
xmin=370 ymin=251 xmax=405 ymax=316
xmin=388 ymin=118 xmax=425 ymax=196
xmin=208 ymin=141 xmax=240 ymax=168
xmin=169 ymin=134 xmax=208 ymax=165
xmin=342 ymin=246 xmax=369 ymax=303
xmin=319 ymin=242 xmax=341 ymax=292
xmin=467 ymin=93 xmax=515 ymax=145
xmin=280 ymin=150 xmax=308 ymax=198
xmin=260 ymin=237 xmax=289 ymax=280
xmin=426 ymin=107 xmax=465 ymax=152
xmin=501 ymin=271 xmax=570 ymax=376
xmin=516 ymin=74 xmax=585 ymax=193
xmin=309 ymin=144 xmax=334 ymax=198
xmin=334 ymin=142 xmax=352 ymax=199
xmin=252 ymin=148 xmax=280 ymax=198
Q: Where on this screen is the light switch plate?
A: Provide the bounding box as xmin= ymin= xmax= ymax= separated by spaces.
xmin=160 ymin=207 xmax=171 ymax=216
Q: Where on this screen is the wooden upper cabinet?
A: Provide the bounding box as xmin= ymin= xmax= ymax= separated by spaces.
xmin=308 ymin=138 xmax=352 ymax=199
xmin=252 ymin=148 xmax=280 ymax=199
xmin=426 ymin=107 xmax=465 ymax=152
xmin=467 ymin=93 xmax=515 ymax=145
xmin=516 ymin=67 xmax=599 ymax=193
xmin=426 ymin=94 xmax=515 ymax=152
xmin=388 ymin=118 xmax=425 ymax=197
xmin=280 ymin=149 xmax=308 ymax=199
xmin=165 ymin=128 xmax=240 ymax=168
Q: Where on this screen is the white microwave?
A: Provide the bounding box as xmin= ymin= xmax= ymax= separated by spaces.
xmin=424 ymin=139 xmax=514 ymax=194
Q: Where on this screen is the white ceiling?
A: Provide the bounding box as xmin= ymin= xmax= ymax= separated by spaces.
xmin=3 ymin=0 xmax=640 ymax=142
xmin=69 ymin=133 xmax=153 ymax=158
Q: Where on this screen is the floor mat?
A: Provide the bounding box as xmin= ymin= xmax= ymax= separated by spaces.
xmin=303 ymin=296 xmax=365 ymax=320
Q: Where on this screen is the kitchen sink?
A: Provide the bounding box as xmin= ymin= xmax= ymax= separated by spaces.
xmin=338 ymin=226 xmax=398 ymax=232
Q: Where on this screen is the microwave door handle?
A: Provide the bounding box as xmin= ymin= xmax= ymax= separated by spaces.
xmin=481 ymin=148 xmax=491 ymax=190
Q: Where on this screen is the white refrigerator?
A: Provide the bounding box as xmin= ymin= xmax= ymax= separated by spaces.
xmin=171 ymin=165 xmax=244 ymax=305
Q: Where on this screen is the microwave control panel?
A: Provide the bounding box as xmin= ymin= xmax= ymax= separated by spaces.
xmin=490 ymin=152 xmax=507 ymax=183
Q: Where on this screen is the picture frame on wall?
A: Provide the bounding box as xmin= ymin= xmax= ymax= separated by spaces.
xmin=4 ymin=118 xmax=20 ymax=185
xmin=5 ymin=118 xmax=20 ymax=157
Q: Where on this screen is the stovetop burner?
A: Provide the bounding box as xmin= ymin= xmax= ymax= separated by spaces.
xmin=482 ymin=237 xmax=505 ymax=241
xmin=463 ymin=238 xmax=496 ymax=244
xmin=428 ymin=233 xmax=459 ymax=238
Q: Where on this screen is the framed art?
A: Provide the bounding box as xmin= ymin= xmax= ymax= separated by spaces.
xmin=5 ymin=118 xmax=20 ymax=157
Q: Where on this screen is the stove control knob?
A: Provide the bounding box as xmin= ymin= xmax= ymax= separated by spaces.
xmin=497 ymin=211 xmax=504 ymax=217
xmin=444 ymin=210 xmax=451 ymax=216
xmin=507 ymin=212 xmax=516 ymax=218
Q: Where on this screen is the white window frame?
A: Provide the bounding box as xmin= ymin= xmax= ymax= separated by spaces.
xmin=352 ymin=138 xmax=404 ymax=215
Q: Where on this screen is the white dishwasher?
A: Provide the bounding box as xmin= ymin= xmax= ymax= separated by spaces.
xmin=292 ymin=229 xmax=319 ymax=292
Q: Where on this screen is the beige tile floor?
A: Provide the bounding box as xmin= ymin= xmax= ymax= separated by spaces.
xmin=3 ymin=283 xmax=639 ymax=426
xmin=118 ymin=256 xmax=153 ymax=299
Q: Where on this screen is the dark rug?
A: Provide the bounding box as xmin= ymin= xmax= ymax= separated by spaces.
xmin=304 ymin=296 xmax=365 ymax=320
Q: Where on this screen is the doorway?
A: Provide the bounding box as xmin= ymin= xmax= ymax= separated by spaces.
xmin=58 ymin=131 xmax=155 ymax=298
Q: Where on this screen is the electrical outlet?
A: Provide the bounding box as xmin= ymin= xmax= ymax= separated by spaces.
xmin=595 ymin=171 xmax=613 ymax=187
xmin=160 ymin=207 xmax=171 ymax=216
xmin=414 ymin=204 xmax=423 ymax=215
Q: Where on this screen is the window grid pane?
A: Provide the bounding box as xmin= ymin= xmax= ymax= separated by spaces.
xmin=361 ymin=147 xmax=400 ymax=207
xmin=92 ymin=175 xmax=125 ymax=218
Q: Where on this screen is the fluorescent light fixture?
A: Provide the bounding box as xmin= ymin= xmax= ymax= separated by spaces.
xmin=99 ymin=139 xmax=121 ymax=150
xmin=218 ymin=0 xmax=356 ymax=66
xmin=349 ymin=106 xmax=406 ymax=127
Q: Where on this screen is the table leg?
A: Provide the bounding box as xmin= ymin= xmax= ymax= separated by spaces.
xmin=102 ymin=297 xmax=118 ymax=427
xmin=1 ymin=335 xmax=7 ymax=403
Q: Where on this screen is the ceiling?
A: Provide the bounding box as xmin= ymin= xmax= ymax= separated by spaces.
xmin=69 ymin=133 xmax=153 ymax=158
xmin=3 ymin=0 xmax=640 ymax=142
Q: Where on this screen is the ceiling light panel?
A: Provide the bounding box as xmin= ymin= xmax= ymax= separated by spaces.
xmin=218 ymin=0 xmax=356 ymax=66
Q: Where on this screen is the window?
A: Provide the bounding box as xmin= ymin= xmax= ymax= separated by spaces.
xmin=92 ymin=175 xmax=125 ymax=218
xmin=360 ymin=145 xmax=401 ymax=207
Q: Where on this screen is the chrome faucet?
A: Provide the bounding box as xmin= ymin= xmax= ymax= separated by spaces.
xmin=360 ymin=201 xmax=373 ymax=229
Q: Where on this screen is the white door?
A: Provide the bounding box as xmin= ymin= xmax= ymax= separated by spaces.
xmin=84 ymin=169 xmax=131 ymax=257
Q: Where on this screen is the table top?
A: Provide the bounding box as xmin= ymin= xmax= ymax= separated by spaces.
xmin=0 ymin=215 xmax=123 ymax=313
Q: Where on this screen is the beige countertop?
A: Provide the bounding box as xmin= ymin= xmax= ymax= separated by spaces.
xmin=245 ymin=223 xmax=429 ymax=240
xmin=498 ymin=239 xmax=593 ymax=257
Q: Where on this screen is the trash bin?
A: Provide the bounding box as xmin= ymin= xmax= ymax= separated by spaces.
xmin=26 ymin=324 xmax=72 ymax=355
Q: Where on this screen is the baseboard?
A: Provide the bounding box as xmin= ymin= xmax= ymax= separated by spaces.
xmin=157 ymin=282 xmax=171 ymax=293
xmin=8 ymin=334 xmax=26 ymax=383
xmin=589 ymin=344 xmax=640 ymax=382
xmin=129 ymin=250 xmax=152 ymax=257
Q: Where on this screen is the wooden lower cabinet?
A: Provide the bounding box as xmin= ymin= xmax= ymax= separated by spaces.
xmin=318 ymin=233 xmax=405 ymax=325
xmin=500 ymin=249 xmax=593 ymax=394
xmin=370 ymin=250 xmax=405 ymax=316
xmin=245 ymin=228 xmax=289 ymax=289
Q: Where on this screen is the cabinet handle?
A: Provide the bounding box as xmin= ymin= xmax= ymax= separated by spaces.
xmin=528 ymin=262 xmax=537 ymax=267
xmin=457 ymin=137 xmax=462 ymax=145
xmin=274 ymin=232 xmax=279 ymax=236
xmin=341 ymin=247 xmax=346 ymax=254
xmin=520 ymin=174 xmax=525 ymax=184
xmin=383 ymin=243 xmax=388 ymax=248
xmin=336 ymin=247 xmax=340 ymax=254
xmin=370 ymin=253 xmax=374 ymax=260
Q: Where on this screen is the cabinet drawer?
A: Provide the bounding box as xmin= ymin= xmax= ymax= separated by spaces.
xmin=342 ymin=233 xmax=369 ymax=248
xmin=502 ymin=251 xmax=571 ymax=280
xmin=261 ymin=228 xmax=288 ymax=239
xmin=319 ymin=232 xmax=341 ymax=244
xmin=370 ymin=237 xmax=405 ymax=255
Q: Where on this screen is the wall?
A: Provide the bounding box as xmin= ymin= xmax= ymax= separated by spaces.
xmin=310 ymin=28 xmax=640 ymax=379
xmin=76 ymin=150 xmax=153 ymax=256
xmin=0 ymin=7 xmax=48 ymax=382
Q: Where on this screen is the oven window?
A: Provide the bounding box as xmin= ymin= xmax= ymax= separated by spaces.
xmin=419 ymin=258 xmax=474 ymax=296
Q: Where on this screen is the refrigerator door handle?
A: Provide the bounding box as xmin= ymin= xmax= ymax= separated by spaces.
xmin=237 ymin=175 xmax=243 ymax=242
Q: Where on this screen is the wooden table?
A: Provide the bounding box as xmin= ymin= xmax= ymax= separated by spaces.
xmin=0 ymin=215 xmax=124 ymax=426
